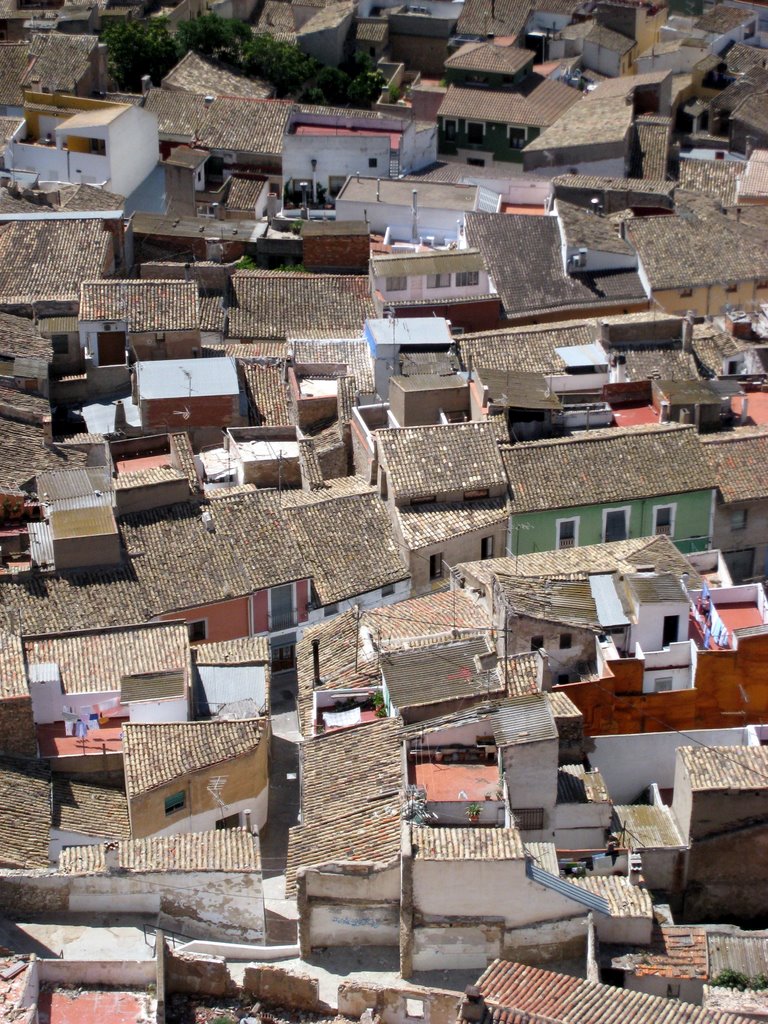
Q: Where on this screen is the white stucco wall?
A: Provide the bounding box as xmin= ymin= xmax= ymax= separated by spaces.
xmin=105 ymin=105 xmax=159 ymax=197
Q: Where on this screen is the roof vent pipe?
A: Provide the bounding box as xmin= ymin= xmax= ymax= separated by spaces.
xmin=376 ymin=178 xmax=381 ymax=201
xmin=312 ymin=638 xmax=321 ymax=689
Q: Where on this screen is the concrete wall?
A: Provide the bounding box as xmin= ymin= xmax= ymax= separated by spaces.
xmin=338 ymin=981 xmax=459 ymax=1024
xmin=711 ymin=496 xmax=768 ymax=584
xmin=297 ymin=861 xmax=400 ymax=954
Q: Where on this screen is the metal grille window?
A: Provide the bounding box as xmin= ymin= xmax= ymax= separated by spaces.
xmin=456 ymin=271 xmax=480 ymax=287
xmin=508 ymin=126 xmax=527 ymax=149
xmin=512 ymin=807 xmax=544 ymax=830
xmin=386 ymin=276 xmax=407 ymax=291
xmin=427 ymin=273 xmax=451 ymax=289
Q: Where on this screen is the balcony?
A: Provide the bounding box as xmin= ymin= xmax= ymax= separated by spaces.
xmin=558 ymin=537 xmax=575 ymax=548
xmin=655 ymin=524 xmax=672 ymax=536
xmin=269 ymin=609 xmax=298 ymax=632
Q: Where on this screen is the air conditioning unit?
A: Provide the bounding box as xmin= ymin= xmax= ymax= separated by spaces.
xmin=102 ymin=322 xmax=113 ymax=331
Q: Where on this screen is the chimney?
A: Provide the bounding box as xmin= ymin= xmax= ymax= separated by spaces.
xmin=243 ymin=809 xmax=253 ymax=834
xmin=267 ymin=192 xmax=279 ymax=222
xmin=104 ymin=841 xmax=120 ymax=873
xmin=461 ymin=987 xmax=486 ymax=1024
xmin=660 ymin=399 xmax=670 ymax=423
xmin=204 ymin=94 xmax=215 ymax=107
xmin=183 ymin=262 xmax=191 ymax=283
xmin=535 ymin=648 xmax=549 ymax=690
xmin=41 ymin=414 xmax=53 ymax=445
xmin=113 ymin=399 xmax=127 ymax=433
xmin=681 ymin=311 xmax=694 ymax=352
xmin=140 ymin=74 xmax=152 ymax=95
xmin=376 ymin=178 xmax=381 ymax=201
xmin=412 ymin=189 xmax=418 ymax=216
xmin=311 ymin=638 xmax=321 ymax=689
xmin=740 ymin=396 xmax=749 ymax=425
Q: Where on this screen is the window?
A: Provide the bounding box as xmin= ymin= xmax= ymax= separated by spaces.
xmin=386 ymin=275 xmax=407 ymax=291
xmin=429 ymin=553 xmax=443 ymax=580
xmin=187 ymin=619 xmax=207 ymax=642
xmin=512 ymin=807 xmax=544 ymax=830
xmin=89 ymin=138 xmax=106 ymax=156
xmin=653 ymin=504 xmax=674 ymax=536
xmin=323 ymin=602 xmax=339 ymax=617
xmin=725 ymin=283 xmax=737 ymax=293
xmin=557 ymin=673 xmax=570 ymax=685
xmin=559 ymin=633 xmax=572 ymax=650
xmin=427 ymin=273 xmax=450 ymax=289
xmin=731 ymin=508 xmax=748 ymax=530
xmin=456 ymin=270 xmax=480 ymax=287
xmin=381 ymin=583 xmax=395 ymax=597
xmin=531 ymin=635 xmax=544 ymax=652
xmin=652 ymin=676 xmax=673 ymax=692
xmin=508 ymin=125 xmax=527 ymax=149
xmin=679 ymin=288 xmax=693 ymax=298
xmin=405 ymin=999 xmax=425 ymax=1020
xmin=444 ymin=119 xmax=457 ymax=142
xmin=557 ymin=518 xmax=578 ymax=549
xmin=603 ymin=507 xmax=629 ymax=543
xmin=164 ymin=791 xmax=185 ymax=816
xmin=368 ymin=157 xmax=378 ymax=168
xmin=467 ymin=121 xmax=484 ymax=145
xmin=481 ymin=535 xmax=494 ymax=559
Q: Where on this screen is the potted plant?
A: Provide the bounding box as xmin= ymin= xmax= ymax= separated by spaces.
xmin=466 ymin=802 xmax=482 ymax=823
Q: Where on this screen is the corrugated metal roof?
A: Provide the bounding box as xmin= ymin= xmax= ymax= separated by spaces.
xmin=555 ymin=342 xmax=609 ymax=368
xmin=477 ymin=185 xmax=502 ymax=213
xmin=121 ymin=669 xmax=185 ymax=704
xmin=196 ymin=664 xmax=268 ymax=717
xmin=38 ymin=315 xmax=78 ymax=334
xmin=612 ymin=803 xmax=685 ymax=849
xmin=492 ymin=693 xmax=558 ymax=746
xmin=38 ymin=467 xmax=113 ymax=508
xmin=372 ymin=248 xmax=484 ymax=278
xmin=136 ymin=356 xmax=239 ymax=400
xmin=50 ymin=505 xmax=116 ymax=540
xmin=526 ymin=857 xmax=611 ymax=915
xmin=27 ymin=661 xmax=60 ymax=684
xmin=707 ymin=930 xmax=768 ymax=980
xmin=28 ymin=520 xmax=54 ymax=568
xmin=590 ymin=573 xmax=630 ymax=627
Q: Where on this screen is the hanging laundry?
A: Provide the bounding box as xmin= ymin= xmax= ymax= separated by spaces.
xmin=75 ymin=720 xmax=88 ymax=739
xmin=64 ymin=719 xmax=75 ymax=736
xmin=88 ymin=713 xmax=99 ymax=731
xmin=62 ymin=710 xmax=79 ymax=723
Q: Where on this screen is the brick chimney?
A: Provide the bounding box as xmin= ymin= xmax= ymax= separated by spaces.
xmin=461 ymin=986 xmax=486 ymax=1023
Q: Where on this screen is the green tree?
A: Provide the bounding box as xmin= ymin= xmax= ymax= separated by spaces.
xmin=242 ymin=36 xmax=318 ymax=97
xmin=347 ymin=68 xmax=385 ymax=107
xmin=103 ymin=19 xmax=178 ymax=92
xmin=175 ymin=14 xmax=251 ymax=67
xmin=316 ymin=66 xmax=350 ymax=104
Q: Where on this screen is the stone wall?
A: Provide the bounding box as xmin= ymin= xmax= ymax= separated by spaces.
xmin=242 ymin=964 xmax=331 ymax=1012
xmin=0 ymin=696 xmax=37 ymax=757
xmin=338 ymin=981 xmax=459 ymax=1024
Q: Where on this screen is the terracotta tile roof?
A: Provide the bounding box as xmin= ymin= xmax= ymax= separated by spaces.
xmin=412 ymin=825 xmax=524 ymax=859
xmin=557 ymin=763 xmax=609 ymax=803
xmin=79 ymin=280 xmax=199 ymax=332
xmin=456 ymin=0 xmax=531 ymax=40
xmin=239 ymin=361 xmax=290 ymax=425
xmin=0 ymin=415 xmax=87 ymax=491
xmin=438 ymin=77 xmax=580 ymax=128
xmin=678 ymin=158 xmax=739 ymax=206
xmin=193 ymin=635 xmax=270 ymax=665
xmin=113 ymin=466 xmax=186 ymax=490
xmin=286 ymin=718 xmax=402 ymax=894
xmin=0 ymin=43 xmax=29 ymax=108
xmin=445 ymin=41 xmax=535 ymax=75
xmin=289 ymin=492 xmax=409 ymax=605
xmin=700 ymin=429 xmax=768 ymax=504
xmin=617 ymin=344 xmax=698 ymax=382
xmin=690 ymin=323 xmax=747 ymax=377
xmin=198 ymin=96 xmax=292 ymax=155
xmin=59 ymin=828 xmax=260 ymax=873
xmin=229 ymin=271 xmax=375 ymax=341
xmin=291 ymin=337 xmax=375 ymax=393
xmin=556 ymin=200 xmax=634 ymax=255
xmin=525 ymin=95 xmax=632 ymax=153
xmin=465 ymin=214 xmax=646 ymax=319
xmin=382 ymin=635 xmax=501 ymax=710
xmin=725 ymin=42 xmax=768 ymax=76
xmin=0 ymin=218 xmax=114 ymax=306
xmin=458 ymin=534 xmax=702 ymax=589
xmin=376 ymin=421 xmax=507 ymax=501
xmin=23 ymin=621 xmax=189 ymax=696
xmin=612 ymin=803 xmax=685 ymax=848
xmin=52 ymin=776 xmax=130 ymax=840
xmin=695 ymin=4 xmax=753 ymax=34
xmin=56 ymin=184 xmax=125 ymax=212
xmin=678 ymin=744 xmax=768 ymax=792
xmin=609 ymin=924 xmax=708 ymax=980
xmin=199 ymin=294 xmax=226 ymax=334
xmin=0 ymin=382 xmax=49 ymax=423
xmin=0 ymin=629 xmax=27 ymax=699
xmin=253 ymin=0 xmax=297 ymax=44
xmin=395 ymin=497 xmax=509 ymax=548
xmin=457 ymin=320 xmax=594 ymax=374
xmin=123 ymin=718 xmax=264 ymax=798
xmin=501 ymin=423 xmax=713 ymax=513
xmin=226 ymin=175 xmax=268 ymax=211
xmin=363 ymin=588 xmax=490 ymax=642
xmin=162 ymin=51 xmax=272 ymax=99
xmin=144 ymin=88 xmax=206 ymax=139
xmin=630 ymin=114 xmax=671 ymax=180
xmin=0 ymin=755 xmax=51 ymax=868
xmin=355 ymin=18 xmax=388 ymax=42
xmin=279 ymin=476 xmax=375 ymax=506
xmin=475 ymin=959 xmax=752 ymax=1024
xmin=552 ymin=173 xmax=675 ymax=198
xmin=738 ymin=149 xmax=768 ymax=201
xmin=628 ymin=213 xmax=768 ymax=291
xmin=585 ymin=22 xmax=634 ymax=54
xmin=572 ymin=875 xmax=653 ymax=917
xmin=25 ymin=33 xmax=98 ymax=92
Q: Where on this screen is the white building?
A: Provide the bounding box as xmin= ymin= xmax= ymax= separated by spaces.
xmin=8 ymin=95 xmax=159 ymax=197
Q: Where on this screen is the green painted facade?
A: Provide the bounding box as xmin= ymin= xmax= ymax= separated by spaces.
xmin=437 ymin=118 xmax=541 ymax=163
xmin=508 ymin=489 xmax=714 ymax=558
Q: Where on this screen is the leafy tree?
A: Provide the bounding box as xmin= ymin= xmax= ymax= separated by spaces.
xmin=242 ymin=36 xmax=318 ymax=97
xmin=316 ymin=66 xmax=350 ymax=105
xmin=302 ymin=85 xmax=325 ymax=104
xmin=175 ymin=14 xmax=251 ymax=67
xmin=103 ymin=19 xmax=178 ymax=92
xmin=712 ymin=971 xmax=750 ymax=991
xmin=347 ymin=68 xmax=385 ymax=107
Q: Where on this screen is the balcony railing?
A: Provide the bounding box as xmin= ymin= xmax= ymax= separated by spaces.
xmin=655 ymin=524 xmax=672 ymax=536
xmin=269 ymin=610 xmax=297 ymax=631
xmin=558 ymin=537 xmax=576 ymax=548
